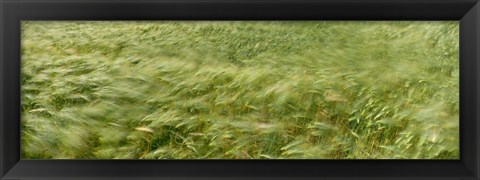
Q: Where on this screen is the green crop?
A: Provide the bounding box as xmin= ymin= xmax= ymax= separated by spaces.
xmin=21 ymin=21 xmax=459 ymax=159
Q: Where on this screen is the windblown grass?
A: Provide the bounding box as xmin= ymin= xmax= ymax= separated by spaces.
xmin=21 ymin=21 xmax=459 ymax=159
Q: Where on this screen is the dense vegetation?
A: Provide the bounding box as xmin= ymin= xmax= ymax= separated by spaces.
xmin=21 ymin=21 xmax=459 ymax=159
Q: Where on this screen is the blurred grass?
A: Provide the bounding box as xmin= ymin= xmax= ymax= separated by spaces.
xmin=21 ymin=21 xmax=459 ymax=159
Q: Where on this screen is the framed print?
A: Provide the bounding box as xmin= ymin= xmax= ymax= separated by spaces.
xmin=1 ymin=0 xmax=479 ymax=179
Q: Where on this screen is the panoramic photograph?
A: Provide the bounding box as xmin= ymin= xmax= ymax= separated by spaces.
xmin=20 ymin=21 xmax=459 ymax=159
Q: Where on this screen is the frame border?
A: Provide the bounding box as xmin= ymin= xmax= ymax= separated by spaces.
xmin=1 ymin=0 xmax=479 ymax=179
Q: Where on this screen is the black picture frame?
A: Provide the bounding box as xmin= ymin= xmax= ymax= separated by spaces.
xmin=1 ymin=0 xmax=479 ymax=179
